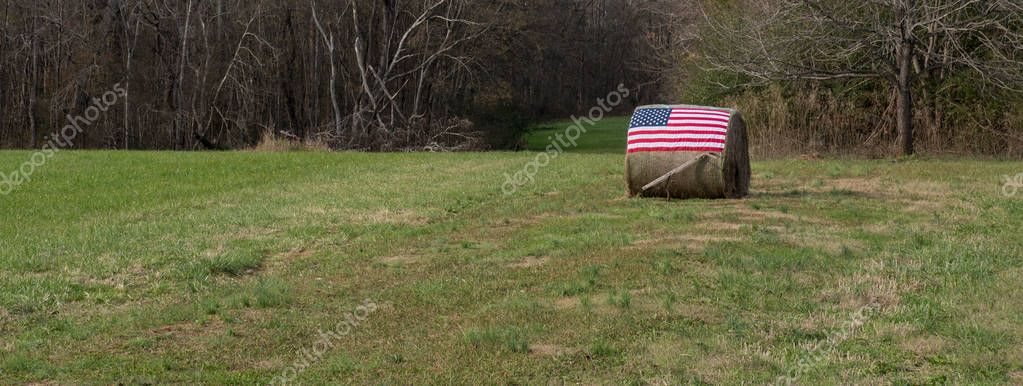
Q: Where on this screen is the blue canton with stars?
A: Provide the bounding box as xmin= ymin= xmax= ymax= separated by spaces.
xmin=629 ymin=108 xmax=672 ymax=128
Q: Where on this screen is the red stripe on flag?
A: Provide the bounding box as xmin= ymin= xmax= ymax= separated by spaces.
xmin=671 ymin=114 xmax=731 ymax=119
xmin=669 ymin=113 xmax=731 ymax=119
xmin=666 ymin=117 xmax=732 ymax=123
xmin=665 ymin=123 xmax=729 ymax=128
xmin=627 ymin=138 xmax=726 ymax=145
xmin=628 ymin=129 xmax=728 ymax=136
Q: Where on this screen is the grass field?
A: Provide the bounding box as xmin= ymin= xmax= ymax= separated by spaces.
xmin=2 ymin=118 xmax=1023 ymax=384
xmin=524 ymin=117 xmax=630 ymax=153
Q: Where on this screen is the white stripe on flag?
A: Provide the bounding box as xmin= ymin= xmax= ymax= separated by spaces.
xmin=628 ymin=142 xmax=726 ymax=149
xmin=672 ymin=109 xmax=731 ymax=116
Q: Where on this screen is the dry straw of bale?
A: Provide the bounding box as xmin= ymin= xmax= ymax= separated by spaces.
xmin=625 ymin=105 xmax=750 ymax=199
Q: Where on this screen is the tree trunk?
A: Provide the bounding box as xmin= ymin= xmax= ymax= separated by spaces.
xmin=283 ymin=5 xmax=304 ymax=139
xmin=896 ymin=58 xmax=914 ymax=156
xmin=124 ymin=17 xmax=139 ymax=150
xmin=896 ymin=0 xmax=915 ymax=156
xmin=327 ymin=47 xmax=342 ymax=138
xmin=311 ymin=2 xmax=342 ymax=138
xmin=175 ymin=0 xmax=193 ymax=149
xmin=28 ymin=9 xmax=38 ymax=148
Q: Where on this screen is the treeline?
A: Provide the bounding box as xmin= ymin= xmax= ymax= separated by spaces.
xmin=3 ymin=0 xmax=1021 ymax=156
xmin=0 ymin=0 xmax=668 ymax=150
xmin=676 ymin=0 xmax=1023 ymax=157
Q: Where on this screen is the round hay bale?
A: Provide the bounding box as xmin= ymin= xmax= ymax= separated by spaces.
xmin=624 ymin=104 xmax=750 ymax=199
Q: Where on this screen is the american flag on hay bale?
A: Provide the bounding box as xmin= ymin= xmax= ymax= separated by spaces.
xmin=627 ymin=107 xmax=732 ymax=154
xmin=624 ymin=105 xmax=750 ymax=199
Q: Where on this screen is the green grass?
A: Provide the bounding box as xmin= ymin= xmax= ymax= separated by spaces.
xmin=523 ymin=116 xmax=629 ymax=153
xmin=1 ymin=126 xmax=1022 ymax=384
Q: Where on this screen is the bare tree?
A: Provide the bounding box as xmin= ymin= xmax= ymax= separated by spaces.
xmin=701 ymin=0 xmax=1023 ymax=155
xmin=119 ymin=0 xmax=142 ymax=149
xmin=176 ymin=0 xmax=193 ymax=149
xmin=0 ymin=0 xmax=667 ymax=151
xmin=341 ymin=0 xmax=486 ymax=149
xmin=310 ymin=0 xmax=344 ymax=139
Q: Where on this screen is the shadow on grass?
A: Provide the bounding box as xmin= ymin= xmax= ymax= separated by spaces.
xmin=750 ymin=188 xmax=874 ymax=200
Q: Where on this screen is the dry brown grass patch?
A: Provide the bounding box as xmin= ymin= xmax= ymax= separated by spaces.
xmin=644 ymin=340 xmax=687 ymax=368
xmin=553 ymin=296 xmax=582 ymax=310
xmin=819 ymin=177 xmax=962 ymax=215
xmin=0 ymin=307 xmax=11 ymax=339
xmin=1010 ymin=371 xmax=1023 ymax=383
xmin=250 ymin=130 xmax=330 ymax=152
xmin=780 ymin=232 xmax=865 ymax=255
xmin=899 ymin=335 xmax=947 ymax=356
xmin=254 ymin=358 xmax=287 ymax=370
xmin=674 ymin=303 xmax=724 ymax=324
xmin=349 ymin=208 xmax=428 ymax=226
xmin=691 ymin=353 xmax=733 ymax=384
xmin=507 ymin=256 xmax=548 ymax=269
xmin=144 ymin=318 xmax=228 ymax=345
xmin=529 ymin=343 xmax=574 ymax=357
xmin=303 ymin=206 xmax=336 ymax=215
xmin=75 ymin=273 xmax=129 ymax=291
xmin=896 ymin=180 xmax=951 ymax=197
xmin=379 ymin=254 xmax=423 ymax=266
xmin=827 ymin=177 xmax=886 ymax=194
xmin=694 ymin=221 xmax=745 ymax=232
xmin=629 ymin=234 xmax=744 ymax=251
xmin=279 ymin=246 xmax=313 ymax=260
xmin=261 ymin=246 xmax=316 ymax=274
xmin=552 ymin=296 xmax=617 ymax=314
xmin=819 ymin=261 xmax=913 ymax=311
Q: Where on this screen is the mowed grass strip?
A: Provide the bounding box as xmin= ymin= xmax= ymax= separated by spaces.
xmin=1 ymin=145 xmax=1022 ymax=384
